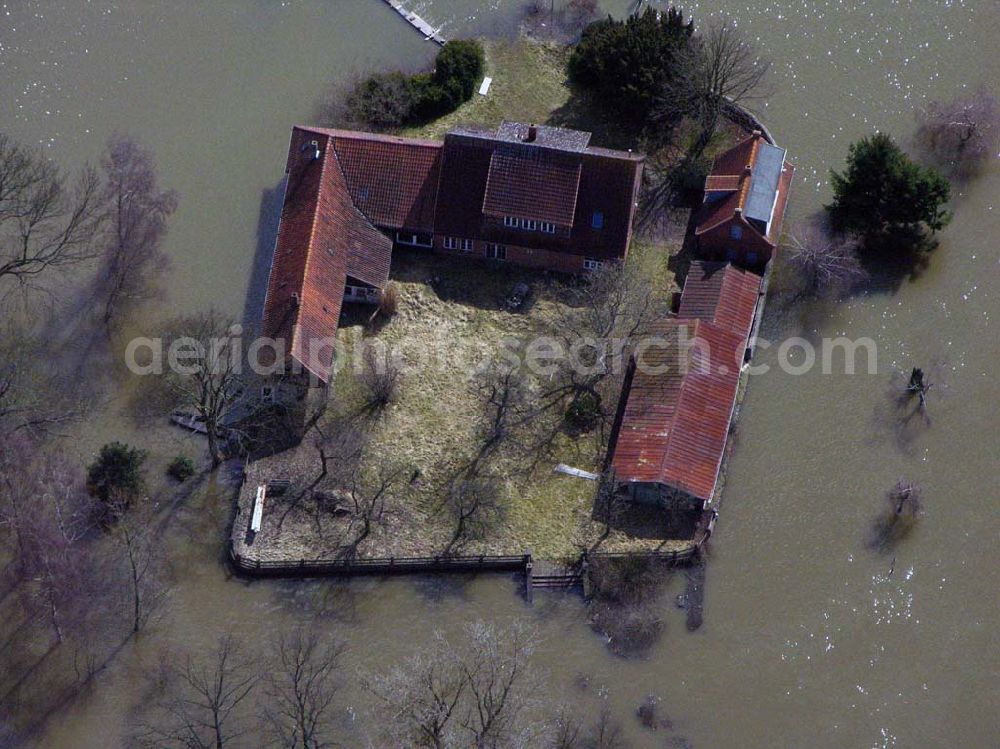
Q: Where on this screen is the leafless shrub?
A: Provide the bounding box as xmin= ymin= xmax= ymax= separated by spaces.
xmin=93 ymin=135 xmax=177 ymax=329
xmin=781 ymin=216 xmax=867 ymax=300
xmin=445 ymin=474 xmax=506 ymax=547
xmin=360 ymin=343 xmax=402 ymax=412
xmin=366 ymin=620 xmax=541 ymax=748
xmin=378 ymin=281 xmax=400 ymax=317
xmin=586 ymin=555 xmax=672 ymax=657
xmin=915 ymin=86 xmax=999 ymax=179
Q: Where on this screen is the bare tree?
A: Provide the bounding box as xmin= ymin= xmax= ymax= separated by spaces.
xmin=869 ymin=479 xmax=923 ymax=551
xmin=915 ymin=86 xmax=999 ymax=178
xmin=263 ymin=629 xmax=346 ymax=749
xmin=106 ymin=491 xmax=170 ymax=635
xmin=0 ymin=133 xmax=104 ymax=293
xmin=140 ymin=635 xmax=258 ymax=749
xmin=473 ymin=363 xmax=528 ymax=466
xmin=655 ymin=23 xmax=772 ymax=157
xmin=541 ymin=261 xmax=669 ymax=434
xmin=93 ymin=134 xmax=177 ymax=329
xmin=0 ymin=434 xmax=98 ymax=645
xmin=445 ymin=475 xmax=506 ymax=548
xmin=367 ymin=620 xmax=540 ymax=749
xmin=163 ymin=310 xmax=245 ymax=466
xmin=586 ymin=705 xmax=627 ymax=749
xmin=886 ymin=478 xmax=922 ymax=517
xmin=359 ymin=343 xmax=402 ymax=413
xmin=346 ymin=461 xmax=406 ymax=551
xmin=781 ymin=217 xmax=867 ymax=300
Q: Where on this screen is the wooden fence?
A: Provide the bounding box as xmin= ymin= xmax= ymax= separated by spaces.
xmin=229 ymin=543 xmax=531 ymax=579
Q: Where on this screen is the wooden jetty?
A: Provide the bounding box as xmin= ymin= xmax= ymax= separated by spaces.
xmin=381 ymin=0 xmax=446 ymax=45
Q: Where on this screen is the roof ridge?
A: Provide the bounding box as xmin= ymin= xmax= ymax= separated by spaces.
xmin=288 ymin=138 xmax=334 ymax=378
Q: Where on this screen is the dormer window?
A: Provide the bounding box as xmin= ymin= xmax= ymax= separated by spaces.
xmin=591 ymin=211 xmax=604 ymax=229
xmin=504 ymin=216 xmax=520 ymax=228
xmin=523 ymin=219 xmax=537 ymax=231
xmin=540 ymin=222 xmax=556 ymax=234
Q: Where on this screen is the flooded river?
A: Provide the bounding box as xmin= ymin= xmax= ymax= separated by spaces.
xmin=2 ymin=0 xmax=999 ymax=747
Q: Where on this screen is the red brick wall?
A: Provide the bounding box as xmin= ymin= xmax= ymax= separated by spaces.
xmin=697 ymin=216 xmax=774 ymax=272
xmin=434 ymin=236 xmax=591 ymax=274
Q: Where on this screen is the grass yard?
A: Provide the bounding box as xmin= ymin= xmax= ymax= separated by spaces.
xmin=234 ymin=251 xmax=693 ymax=564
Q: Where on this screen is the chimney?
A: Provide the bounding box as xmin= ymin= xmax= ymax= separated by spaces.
xmin=301 ymin=139 xmax=321 ymax=162
xmin=525 ymin=124 xmax=537 ymax=143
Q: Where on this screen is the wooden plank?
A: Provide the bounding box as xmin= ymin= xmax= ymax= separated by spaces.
xmin=251 ymin=485 xmax=266 ymax=533
xmin=554 ymin=463 xmax=600 ymax=480
xmin=478 ymin=76 xmax=492 ymax=96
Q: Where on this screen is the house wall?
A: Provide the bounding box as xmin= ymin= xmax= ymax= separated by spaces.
xmin=697 ymin=216 xmax=774 ymax=272
xmin=618 ymin=480 xmax=705 ymax=512
xmin=433 ymin=235 xmax=598 ymax=274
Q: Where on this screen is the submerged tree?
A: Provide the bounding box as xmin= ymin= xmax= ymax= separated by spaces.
xmin=914 ymin=86 xmax=999 ymax=179
xmin=870 ymin=478 xmax=923 ymax=551
xmin=162 ymin=310 xmax=245 ymax=466
xmin=826 ymin=132 xmax=951 ymax=258
xmin=93 ymin=134 xmax=178 ymax=329
xmin=263 ymin=629 xmax=346 ymax=749
xmin=140 ymin=635 xmax=259 ymax=749
xmin=0 ymin=133 xmax=104 ymax=293
xmin=780 ymin=217 xmax=867 ymax=300
xmin=366 ymin=620 xmax=541 ymax=749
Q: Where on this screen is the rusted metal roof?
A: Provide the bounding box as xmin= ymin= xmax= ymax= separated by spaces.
xmin=609 ymin=318 xmax=746 ymax=502
xmin=677 ymin=261 xmax=761 ymax=340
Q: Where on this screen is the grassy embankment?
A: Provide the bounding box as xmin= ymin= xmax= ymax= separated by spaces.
xmin=235 ymin=39 xmax=688 ymax=564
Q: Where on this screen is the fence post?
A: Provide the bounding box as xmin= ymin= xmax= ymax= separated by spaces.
xmin=524 ymin=549 xmax=533 ymax=605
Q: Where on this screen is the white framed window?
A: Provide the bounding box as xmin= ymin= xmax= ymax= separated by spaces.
xmin=503 ymin=216 xmax=520 ymax=228
xmin=591 ymin=211 xmax=604 ymax=229
xmin=443 ymin=236 xmax=459 ymax=250
xmin=540 ymin=221 xmax=557 ymax=234
xmin=461 ymin=238 xmax=474 ymax=252
xmin=583 ymin=258 xmax=602 ymax=271
xmin=485 ymin=243 xmax=507 ymax=261
xmin=522 ymin=218 xmax=538 ymax=231
xmin=730 ymin=224 xmax=743 ymax=240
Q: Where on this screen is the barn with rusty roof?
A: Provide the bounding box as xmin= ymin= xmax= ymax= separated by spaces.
xmin=606 ymin=260 xmax=763 ymax=525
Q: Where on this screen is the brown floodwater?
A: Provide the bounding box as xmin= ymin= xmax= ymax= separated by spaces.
xmin=2 ymin=0 xmax=999 ymax=747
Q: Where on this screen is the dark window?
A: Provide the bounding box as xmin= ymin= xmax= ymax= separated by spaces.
xmin=726 ymin=247 xmax=739 ymax=261
xmin=485 ymin=243 xmax=506 ymax=261
xmin=747 ymin=251 xmax=759 ymax=264
xmin=591 ymin=211 xmax=604 ymax=229
xmin=730 ymin=224 xmax=743 ymax=240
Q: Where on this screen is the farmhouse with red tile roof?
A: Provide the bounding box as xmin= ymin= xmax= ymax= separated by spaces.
xmin=262 ymin=122 xmax=644 ymax=384
xmin=695 ymin=130 xmax=794 ymax=271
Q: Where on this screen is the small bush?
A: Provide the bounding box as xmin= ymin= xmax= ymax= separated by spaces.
xmin=378 ymin=282 xmax=400 ymax=317
xmin=345 ymin=71 xmax=416 ymax=130
xmin=167 ymin=455 xmax=196 ymax=482
xmin=87 ymin=441 xmax=147 ymax=507
xmin=345 ymin=39 xmax=485 ymax=129
xmin=565 ymin=390 xmax=601 ymax=431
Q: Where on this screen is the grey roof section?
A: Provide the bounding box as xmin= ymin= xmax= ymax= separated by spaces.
xmin=745 ymin=142 xmax=786 ymax=224
xmin=497 ymin=121 xmax=592 ymax=152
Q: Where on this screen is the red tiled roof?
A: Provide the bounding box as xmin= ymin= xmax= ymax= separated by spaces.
xmin=482 ymin=143 xmax=582 ymax=226
xmin=435 ymin=129 xmax=644 ymax=260
xmin=609 ymin=318 xmax=746 ymax=501
xmin=677 ymin=261 xmax=761 ymax=340
xmin=328 ymin=131 xmax=441 ymax=232
xmin=262 ymin=128 xmax=392 ymax=384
